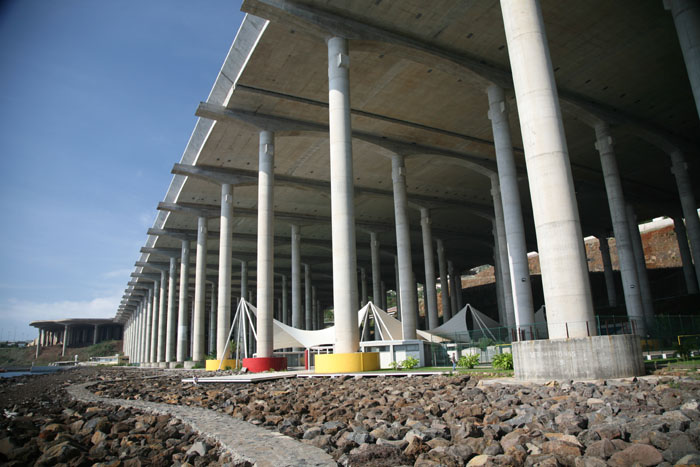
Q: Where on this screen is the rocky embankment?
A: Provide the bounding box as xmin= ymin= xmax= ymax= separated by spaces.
xmin=0 ymin=368 xmax=236 ymax=466
xmin=92 ymin=373 xmax=700 ymax=466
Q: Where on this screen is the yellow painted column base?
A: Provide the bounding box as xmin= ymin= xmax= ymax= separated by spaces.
xmin=205 ymin=359 xmax=238 ymax=371
xmin=315 ymin=352 xmax=379 ymax=373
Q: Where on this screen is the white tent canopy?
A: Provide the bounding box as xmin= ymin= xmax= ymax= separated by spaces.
xmin=231 ymin=300 xmax=506 ymax=353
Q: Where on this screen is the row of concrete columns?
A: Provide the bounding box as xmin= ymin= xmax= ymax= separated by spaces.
xmin=124 ymin=0 xmax=700 ymax=361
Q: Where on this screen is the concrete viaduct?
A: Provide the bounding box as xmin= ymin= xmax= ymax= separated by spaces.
xmin=118 ymin=0 xmax=700 ymax=379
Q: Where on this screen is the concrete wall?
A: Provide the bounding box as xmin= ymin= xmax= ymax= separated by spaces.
xmin=512 ymin=334 xmax=644 ymax=381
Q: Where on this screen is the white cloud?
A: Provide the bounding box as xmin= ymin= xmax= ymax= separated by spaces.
xmin=102 ymin=268 xmax=133 ymax=279
xmin=0 ymin=293 xmax=121 ymax=341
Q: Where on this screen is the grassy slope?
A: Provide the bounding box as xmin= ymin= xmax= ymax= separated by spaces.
xmin=0 ymin=340 xmax=122 ymax=367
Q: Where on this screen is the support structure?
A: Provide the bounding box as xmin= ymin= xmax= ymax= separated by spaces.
xmin=501 ymin=0 xmax=594 ymax=339
xmin=176 ymin=239 xmax=190 ymax=363
xmin=491 ymin=179 xmax=515 ymax=328
xmin=487 ymin=85 xmax=535 ymax=333
xmin=666 ymin=0 xmax=700 ymax=117
xmin=670 ymin=150 xmax=700 ymax=291
xmin=370 ymin=232 xmax=382 ymax=305
xmin=193 ymin=217 xmax=208 ymax=364
xmin=673 ymin=215 xmax=699 ymax=294
xmin=625 ymin=204 xmax=654 ymax=332
xmin=436 ymin=239 xmax=450 ymax=322
xmin=216 ymin=185 xmax=234 ymax=360
xmin=594 ymin=123 xmax=644 ymax=333
xmin=315 ymin=36 xmax=376 ymax=373
xmin=420 ymin=209 xmax=439 ymax=329
xmin=598 ymin=236 xmax=618 ymax=307
xmin=291 ymin=224 xmax=302 ymax=329
xmin=501 ymin=0 xmax=640 ymax=380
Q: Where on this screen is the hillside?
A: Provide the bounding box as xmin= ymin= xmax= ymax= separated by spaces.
xmin=0 ymin=340 xmax=122 ymax=368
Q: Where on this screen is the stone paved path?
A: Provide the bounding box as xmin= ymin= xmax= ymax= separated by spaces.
xmin=67 ymin=382 xmax=336 ymax=467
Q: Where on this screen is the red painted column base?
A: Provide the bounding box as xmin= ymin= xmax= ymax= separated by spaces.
xmin=242 ymin=356 xmax=287 ymax=373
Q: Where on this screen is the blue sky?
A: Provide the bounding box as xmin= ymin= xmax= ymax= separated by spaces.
xmin=0 ymin=0 xmax=244 ymax=340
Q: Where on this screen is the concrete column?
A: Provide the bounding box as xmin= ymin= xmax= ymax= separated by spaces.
xmin=141 ymin=303 xmax=149 ymax=363
xmin=666 ymin=0 xmax=700 ymax=118
xmin=391 ymin=154 xmax=417 ymax=339
xmin=370 ymin=232 xmax=382 ymax=305
xmin=291 ymin=224 xmax=302 ymax=329
xmin=597 ymin=236 xmax=618 ymax=307
xmin=209 ymin=282 xmax=216 ymax=355
xmin=157 ymin=270 xmax=168 ymax=362
xmin=241 ymin=261 xmax=248 ymax=304
xmin=282 ymin=275 xmax=289 ymax=325
xmin=360 ymin=267 xmax=368 ymax=306
xmin=670 ymin=150 xmax=700 ymax=290
xmin=62 ymin=325 xmax=67 ymax=357
xmin=420 ymin=209 xmax=439 ymax=329
xmin=193 ymin=216 xmax=208 ymax=362
xmin=487 ymin=84 xmax=535 ymax=332
xmin=437 ymin=239 xmax=451 ymax=322
xmin=501 ymin=0 xmax=595 ymax=338
xmin=144 ymin=289 xmax=153 ymax=363
xmin=93 ymin=325 xmax=98 ymax=345
xmin=594 ymin=123 xmax=644 ymax=328
xmin=455 ymin=269 xmax=464 ymax=312
xmin=35 ymin=329 xmax=41 ymax=359
xmin=673 ymin=215 xmax=699 ymax=293
xmin=161 ymin=258 xmax=175 ymax=362
xmin=327 ymin=36 xmax=359 ymax=354
xmin=175 ymin=240 xmax=189 ymax=362
xmin=626 ymin=204 xmax=654 ymax=333
xmin=257 ymin=130 xmax=275 ymax=359
xmin=394 ymin=255 xmax=401 ymax=319
xmin=304 ymin=264 xmax=312 ymax=330
xmin=149 ymin=284 xmax=158 ymax=363
xmin=491 ymin=179 xmax=515 ymax=329
xmin=448 ymin=261 xmax=459 ymax=316
xmin=312 ymin=286 xmax=318 ymax=329
xmin=494 ymin=221 xmax=506 ymax=327
xmin=217 ymin=184 xmax=233 ymax=360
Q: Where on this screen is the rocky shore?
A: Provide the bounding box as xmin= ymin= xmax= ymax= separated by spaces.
xmin=2 ymin=367 xmax=700 ymax=466
xmin=92 ymin=371 xmax=700 ymax=466
xmin=0 ymin=368 xmax=236 ymax=466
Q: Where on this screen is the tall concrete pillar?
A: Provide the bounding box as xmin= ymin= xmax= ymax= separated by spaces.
xmin=626 ymin=205 xmax=654 ymax=333
xmin=157 ymin=270 xmax=168 ymax=362
xmin=291 ymin=224 xmax=302 ymax=329
xmin=175 ymin=239 xmax=189 ymax=362
xmin=597 ymin=236 xmax=618 ymax=307
xmin=282 ymin=275 xmax=289 ymax=325
xmin=193 ymin=216 xmax=208 ymax=362
xmin=420 ymin=209 xmax=439 ymax=329
xmin=360 ymin=267 xmax=368 ymax=306
xmin=666 ymin=0 xmax=700 ymax=118
xmin=370 ymin=232 xmax=382 ymax=305
xmin=448 ymin=261 xmax=459 ymax=316
xmin=209 ymin=282 xmax=216 ymax=355
xmin=93 ymin=325 xmax=98 ymax=345
xmin=217 ymin=184 xmax=233 ymax=360
xmin=305 ymin=264 xmax=312 ymax=330
xmin=501 ymin=0 xmax=595 ymax=338
xmin=312 ymin=286 xmax=318 ymax=329
xmin=487 ymin=84 xmax=535 ymax=332
xmin=62 ymin=325 xmax=68 ymax=357
xmin=670 ymin=150 xmax=700 ymax=290
xmin=241 ymin=261 xmax=248 ymax=304
xmin=35 ymin=329 xmax=41 ymax=359
xmin=455 ymin=269 xmax=464 ymax=312
xmin=437 ymin=239 xmax=451 ymax=322
xmin=391 ymin=154 xmax=417 ymax=339
xmin=673 ymin=215 xmax=699 ymax=293
xmin=149 ymin=284 xmax=158 ymax=363
xmin=256 ymin=130 xmax=275 ymax=359
xmin=491 ymin=179 xmax=515 ymax=328
xmin=394 ymin=255 xmax=401 ymax=319
xmin=594 ymin=123 xmax=644 ymax=328
xmin=144 ymin=289 xmax=153 ymax=363
xmin=327 ymin=36 xmax=359 ymax=354
xmin=161 ymin=257 xmax=175 ymax=363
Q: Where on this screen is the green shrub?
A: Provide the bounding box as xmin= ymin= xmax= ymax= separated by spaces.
xmin=389 ymin=360 xmax=402 ymax=370
xmin=478 ymin=338 xmax=494 ymax=351
xmin=492 ymin=352 xmax=513 ymax=370
xmin=458 ymin=354 xmax=480 ymax=369
xmin=402 ymin=356 xmax=419 ymax=370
